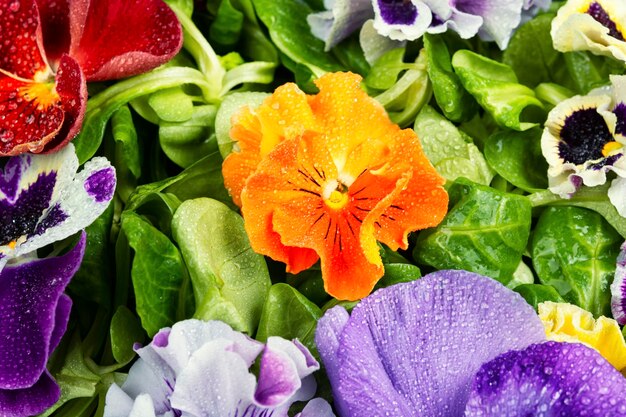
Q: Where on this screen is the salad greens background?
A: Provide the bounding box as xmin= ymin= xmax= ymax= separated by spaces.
xmin=47 ymin=1 xmax=626 ymax=416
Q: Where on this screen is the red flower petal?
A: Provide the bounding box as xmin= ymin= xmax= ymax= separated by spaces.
xmin=0 ymin=0 xmax=49 ymax=79
xmin=41 ymin=55 xmax=87 ymax=153
xmin=68 ymin=0 xmax=183 ymax=81
xmin=36 ymin=0 xmax=70 ymax=64
xmin=0 ymin=55 xmax=85 ymax=156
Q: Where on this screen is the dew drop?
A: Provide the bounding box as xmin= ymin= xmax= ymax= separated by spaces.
xmin=0 ymin=129 xmax=14 ymax=143
xmin=9 ymin=1 xmax=20 ymax=12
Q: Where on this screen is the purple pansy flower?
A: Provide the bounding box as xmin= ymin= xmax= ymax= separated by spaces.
xmin=0 ymin=143 xmax=116 ymax=271
xmin=104 ymin=319 xmax=334 ymax=417
xmin=316 ymin=269 xmax=626 ymax=416
xmin=0 ymin=232 xmax=86 ymax=417
xmin=611 ymin=241 xmax=626 ymax=325
xmin=308 ymin=0 xmax=550 ymax=51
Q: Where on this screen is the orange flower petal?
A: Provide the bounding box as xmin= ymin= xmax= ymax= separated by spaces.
xmin=229 ymin=72 xmax=449 ymax=300
xmin=223 ymin=82 xmax=318 ymax=206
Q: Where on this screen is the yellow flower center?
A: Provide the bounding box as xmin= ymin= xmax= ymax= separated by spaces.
xmin=602 ymin=141 xmax=622 ymax=157
xmin=323 ymin=180 xmax=349 ymax=210
xmin=19 ymin=82 xmax=60 ymax=111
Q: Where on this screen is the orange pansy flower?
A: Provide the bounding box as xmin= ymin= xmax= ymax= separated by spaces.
xmin=222 ymin=72 xmax=448 ymax=300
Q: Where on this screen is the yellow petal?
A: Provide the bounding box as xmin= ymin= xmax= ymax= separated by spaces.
xmin=539 ymin=301 xmax=626 ymax=371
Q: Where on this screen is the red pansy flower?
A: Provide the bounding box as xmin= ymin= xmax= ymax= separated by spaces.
xmin=0 ymin=0 xmax=182 ymax=156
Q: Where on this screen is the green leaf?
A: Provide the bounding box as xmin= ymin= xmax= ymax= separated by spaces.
xmin=210 ymin=0 xmax=244 ymax=46
xmin=251 ymin=0 xmax=342 ymax=76
xmin=364 ymin=48 xmax=407 ymax=90
xmin=147 ymin=87 xmax=195 ymax=122
xmin=423 ymin=34 xmax=478 ymax=122
xmin=532 ymin=206 xmax=621 ymax=317
xmin=514 ymin=284 xmax=566 ymax=311
xmin=502 ymin=13 xmax=564 ymax=88
xmin=215 ymin=92 xmax=270 ymax=158
xmin=110 ymin=306 xmax=146 ymax=364
xmin=414 ymin=105 xmax=493 ymax=185
xmin=111 ymin=105 xmax=142 ymax=202
xmin=172 ymin=198 xmax=271 ymax=334
xmin=122 ymin=212 xmax=189 ymax=336
xmin=484 ymin=128 xmax=548 ymax=192
xmin=452 ymin=50 xmax=543 ymax=131
xmin=564 ymin=51 xmax=626 ymax=94
xmin=159 ymin=105 xmax=219 ymax=168
xmin=414 ymin=178 xmax=532 ymax=285
xmin=528 ymin=184 xmax=626 ymax=238
xmin=68 ymin=205 xmax=114 ymax=309
xmin=256 ymin=283 xmax=322 ymax=357
xmin=375 ymin=263 xmax=421 ymax=290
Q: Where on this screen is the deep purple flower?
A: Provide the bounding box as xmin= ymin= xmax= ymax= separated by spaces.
xmin=104 ymin=319 xmax=335 ymax=417
xmin=0 ymin=232 xmax=86 ymax=417
xmin=316 ymin=269 xmax=626 ymax=416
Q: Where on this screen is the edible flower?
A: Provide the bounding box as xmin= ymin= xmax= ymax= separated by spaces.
xmin=611 ymin=242 xmax=626 ymax=325
xmin=316 ymin=269 xmax=626 ymax=416
xmin=222 ymin=72 xmax=448 ymax=300
xmin=0 ymin=143 xmax=116 ymax=271
xmin=539 ymin=301 xmax=626 ymax=371
xmin=307 ymin=0 xmax=550 ymax=51
xmin=0 ymin=233 xmax=85 ymax=417
xmin=552 ymin=0 xmax=626 ymax=63
xmin=104 ymin=319 xmax=334 ymax=417
xmin=541 ymin=74 xmax=626 ymax=213
xmin=0 ymin=0 xmax=182 ymax=156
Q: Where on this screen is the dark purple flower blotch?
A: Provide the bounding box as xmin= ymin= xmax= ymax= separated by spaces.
xmin=0 ymin=233 xmax=86 ymax=417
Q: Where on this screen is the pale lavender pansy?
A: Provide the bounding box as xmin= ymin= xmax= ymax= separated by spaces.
xmin=104 ymin=319 xmax=334 ymax=417
xmin=0 ymin=233 xmax=85 ymax=417
xmin=552 ymin=0 xmax=626 ymax=63
xmin=611 ymin=241 xmax=626 ymax=325
xmin=316 ymin=269 xmax=626 ymax=416
xmin=308 ymin=0 xmax=550 ymax=53
xmin=541 ymin=75 xmax=626 ymax=213
xmin=0 ymin=143 xmax=116 ymax=271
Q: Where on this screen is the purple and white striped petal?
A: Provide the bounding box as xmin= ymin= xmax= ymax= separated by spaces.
xmin=611 ymin=241 xmax=626 ymax=325
xmin=315 ymin=270 xmax=546 ymax=417
xmin=372 ymin=0 xmax=433 ymax=41
xmin=307 ymin=0 xmax=374 ymax=51
xmin=464 ymin=342 xmax=626 ymax=416
xmin=0 ymin=143 xmax=115 ymax=270
xmin=0 ymin=233 xmax=85 ymax=417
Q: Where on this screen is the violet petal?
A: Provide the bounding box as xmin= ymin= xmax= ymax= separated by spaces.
xmin=465 ymin=341 xmax=626 ymax=416
xmin=316 ymin=270 xmax=546 ymax=417
xmin=611 ymin=241 xmax=626 ymax=325
xmin=307 ymin=0 xmax=374 ymax=51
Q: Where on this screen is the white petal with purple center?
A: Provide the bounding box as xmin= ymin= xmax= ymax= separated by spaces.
xmin=372 ymin=0 xmax=433 ymax=41
xmin=552 ymin=0 xmax=626 ymax=63
xmin=455 ymin=0 xmax=526 ymax=49
xmin=0 ymin=143 xmax=116 ymax=270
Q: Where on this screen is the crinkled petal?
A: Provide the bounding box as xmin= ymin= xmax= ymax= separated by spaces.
xmin=464 ymin=342 xmax=626 ymax=416
xmin=68 ymin=0 xmax=183 ymax=81
xmin=0 ymin=144 xmax=116 ymax=269
xmin=456 ymin=0 xmax=526 ymax=49
xmin=552 ymin=0 xmax=626 ymax=63
xmin=254 ymin=337 xmax=319 ymax=407
xmin=0 ymin=233 xmax=84 ymax=390
xmin=372 ymin=0 xmax=432 ymax=41
xmin=427 ymin=7 xmax=483 ymax=39
xmin=316 ymin=270 xmax=546 ymax=417
xmin=0 ymin=0 xmax=49 ymax=79
xmin=307 ymin=0 xmax=374 ymax=51
xmin=296 ymin=398 xmax=336 ymax=417
xmin=169 ymin=340 xmax=258 ymax=417
xmin=539 ymin=301 xmax=626 ymax=371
